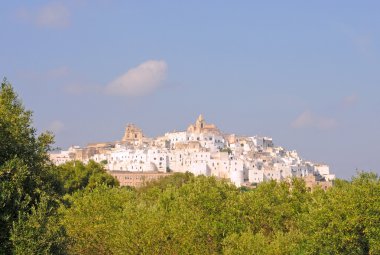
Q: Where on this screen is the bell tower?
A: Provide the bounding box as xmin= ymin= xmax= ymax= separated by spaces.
xmin=196 ymin=114 xmax=205 ymax=131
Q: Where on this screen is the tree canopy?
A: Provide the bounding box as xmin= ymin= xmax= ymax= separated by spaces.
xmin=0 ymin=80 xmax=118 ymax=254
xmin=0 ymin=79 xmax=61 ymax=254
xmin=56 ymin=160 xmax=119 ymax=195
xmin=60 ymin=172 xmax=380 ymax=255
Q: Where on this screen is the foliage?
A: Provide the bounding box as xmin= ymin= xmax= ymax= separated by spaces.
xmin=220 ymin=147 xmax=232 ymax=154
xmin=0 ymin=79 xmax=53 ymax=167
xmin=56 ymin=160 xmax=119 ymax=195
xmin=61 ymin=175 xmax=243 ymax=254
xmin=59 ymin=173 xmax=380 ymax=255
xmin=302 ymin=172 xmax=380 ymax=255
xmin=10 ymin=194 xmax=67 ymax=255
xmin=0 ymin=80 xmax=60 ymax=254
xmin=138 ymin=171 xmax=194 ymax=193
xmin=61 ymin=185 xmax=133 ymax=254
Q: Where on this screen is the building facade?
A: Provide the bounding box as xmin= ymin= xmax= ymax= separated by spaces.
xmin=50 ymin=115 xmax=335 ymax=188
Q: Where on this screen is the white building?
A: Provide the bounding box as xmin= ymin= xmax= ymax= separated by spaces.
xmin=50 ymin=115 xmax=335 ymax=187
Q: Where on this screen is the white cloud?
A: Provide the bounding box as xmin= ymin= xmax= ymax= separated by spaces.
xmin=292 ymin=111 xmax=338 ymax=130
xmin=48 ymin=120 xmax=65 ymax=134
xmin=105 ymin=60 xmax=168 ymax=96
xmin=16 ymin=2 xmax=70 ymax=29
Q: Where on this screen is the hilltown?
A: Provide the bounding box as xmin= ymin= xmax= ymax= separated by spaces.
xmin=50 ymin=115 xmax=335 ymax=189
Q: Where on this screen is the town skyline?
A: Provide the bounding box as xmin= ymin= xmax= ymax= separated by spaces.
xmin=65 ymin=114 xmax=332 ymax=168
xmin=51 ymin=114 xmax=335 ymax=188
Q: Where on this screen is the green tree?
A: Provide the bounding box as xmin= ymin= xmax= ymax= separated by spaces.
xmin=56 ymin=160 xmax=119 ymax=195
xmin=0 ymin=79 xmax=61 ymax=254
xmin=240 ymin=179 xmax=310 ymax=236
xmin=10 ymin=194 xmax=67 ymax=255
xmin=221 ymin=178 xmax=311 ymax=255
xmin=61 ymin=175 xmax=244 ymax=254
xmin=59 ymin=171 xmax=380 ymax=255
xmin=303 ymin=173 xmax=380 ymax=255
xmin=158 ymin=176 xmax=244 ymax=254
xmin=61 ymin=185 xmax=134 ymax=254
xmin=138 ymin=171 xmax=194 ymax=193
xmin=222 ymin=231 xmax=269 ymax=255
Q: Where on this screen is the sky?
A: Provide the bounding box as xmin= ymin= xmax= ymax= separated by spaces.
xmin=1 ymin=1 xmax=379 ymax=179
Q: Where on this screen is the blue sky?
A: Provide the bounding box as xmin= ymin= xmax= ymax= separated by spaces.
xmin=1 ymin=1 xmax=379 ymax=179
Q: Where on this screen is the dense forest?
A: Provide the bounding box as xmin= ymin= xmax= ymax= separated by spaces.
xmin=1 ymin=79 xmax=380 ymax=254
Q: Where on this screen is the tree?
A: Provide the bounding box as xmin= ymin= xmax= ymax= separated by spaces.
xmin=0 ymin=79 xmax=61 ymax=253
xmin=61 ymin=185 xmax=134 ymax=254
xmin=59 ymin=171 xmax=380 ymax=255
xmin=302 ymin=173 xmax=380 ymax=254
xmin=60 ymin=175 xmax=244 ymax=254
xmin=56 ymin=160 xmax=119 ymax=195
xmin=10 ymin=194 xmax=67 ymax=255
xmin=222 ymin=231 xmax=269 ymax=255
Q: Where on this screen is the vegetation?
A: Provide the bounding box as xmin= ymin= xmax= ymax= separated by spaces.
xmin=0 ymin=79 xmax=62 ymax=254
xmin=59 ymin=173 xmax=380 ymax=255
xmin=1 ymin=80 xmax=380 ymax=254
xmin=0 ymin=80 xmax=118 ymax=254
xmin=56 ymin=160 xmax=119 ymax=195
xmin=220 ymin=147 xmax=232 ymax=154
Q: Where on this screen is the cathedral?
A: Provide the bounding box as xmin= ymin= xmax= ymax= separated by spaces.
xmin=121 ymin=124 xmax=144 ymax=144
xmin=187 ymin=114 xmax=220 ymax=134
